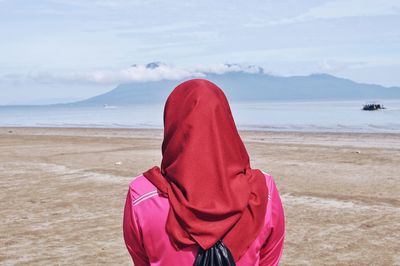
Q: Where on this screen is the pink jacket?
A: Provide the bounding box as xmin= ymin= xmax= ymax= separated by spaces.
xmin=123 ymin=172 xmax=285 ymax=266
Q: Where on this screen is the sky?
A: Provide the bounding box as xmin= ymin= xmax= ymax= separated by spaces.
xmin=1 ymin=0 xmax=400 ymax=104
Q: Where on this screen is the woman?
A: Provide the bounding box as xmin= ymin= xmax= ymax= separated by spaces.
xmin=123 ymin=79 xmax=285 ymax=265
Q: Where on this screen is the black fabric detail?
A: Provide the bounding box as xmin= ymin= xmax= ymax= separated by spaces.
xmin=193 ymin=240 xmax=236 ymax=266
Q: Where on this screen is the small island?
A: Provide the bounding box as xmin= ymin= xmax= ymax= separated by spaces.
xmin=362 ymin=103 xmax=385 ymax=111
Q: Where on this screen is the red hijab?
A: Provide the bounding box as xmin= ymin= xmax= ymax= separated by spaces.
xmin=143 ymin=79 xmax=267 ymax=261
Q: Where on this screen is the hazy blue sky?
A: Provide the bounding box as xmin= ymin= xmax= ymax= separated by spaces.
xmin=1 ymin=0 xmax=400 ymax=104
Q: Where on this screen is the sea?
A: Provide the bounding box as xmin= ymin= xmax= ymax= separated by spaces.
xmin=1 ymin=100 xmax=400 ymax=133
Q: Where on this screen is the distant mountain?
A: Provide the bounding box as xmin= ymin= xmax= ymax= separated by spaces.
xmin=73 ymin=69 xmax=400 ymax=106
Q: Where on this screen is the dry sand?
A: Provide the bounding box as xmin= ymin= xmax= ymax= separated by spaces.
xmin=1 ymin=127 xmax=399 ymax=265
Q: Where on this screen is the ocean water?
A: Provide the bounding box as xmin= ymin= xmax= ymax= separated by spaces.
xmin=1 ymin=100 xmax=400 ymax=133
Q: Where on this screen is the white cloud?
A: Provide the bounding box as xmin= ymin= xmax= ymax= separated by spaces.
xmin=84 ymin=63 xmax=203 ymax=83
xmin=85 ymin=63 xmax=265 ymax=83
xmin=1 ymin=63 xmax=266 ymax=85
xmin=266 ymin=0 xmax=400 ymax=26
xmin=81 ymin=63 xmax=265 ymax=83
xmin=193 ymin=63 xmax=264 ymax=75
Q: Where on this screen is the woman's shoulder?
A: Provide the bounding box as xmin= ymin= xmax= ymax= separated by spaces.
xmin=260 ymin=170 xmax=272 ymax=178
xmin=128 ymin=173 xmax=158 ymax=201
xmin=127 ymin=170 xmax=278 ymax=201
xmin=260 ymin=170 xmax=274 ymax=185
xmin=259 ymin=170 xmax=281 ymax=200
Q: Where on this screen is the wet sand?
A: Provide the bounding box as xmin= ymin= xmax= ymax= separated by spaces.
xmin=1 ymin=127 xmax=399 ymax=265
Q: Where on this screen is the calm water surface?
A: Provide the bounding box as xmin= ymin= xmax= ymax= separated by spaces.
xmin=1 ymin=100 xmax=400 ymax=133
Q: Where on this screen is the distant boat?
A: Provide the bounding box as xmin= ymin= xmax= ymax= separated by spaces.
xmin=362 ymin=103 xmax=385 ymax=111
xmin=103 ymin=104 xmax=118 ymax=109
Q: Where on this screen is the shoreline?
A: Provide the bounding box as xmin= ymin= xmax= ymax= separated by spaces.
xmin=2 ymin=125 xmax=400 ymax=135
xmin=3 ymin=126 xmax=400 ymax=151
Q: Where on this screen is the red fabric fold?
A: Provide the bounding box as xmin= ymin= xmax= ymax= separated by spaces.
xmin=143 ymin=79 xmax=267 ymax=261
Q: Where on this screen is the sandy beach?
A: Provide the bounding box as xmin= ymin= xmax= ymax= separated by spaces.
xmin=1 ymin=127 xmax=399 ymax=265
